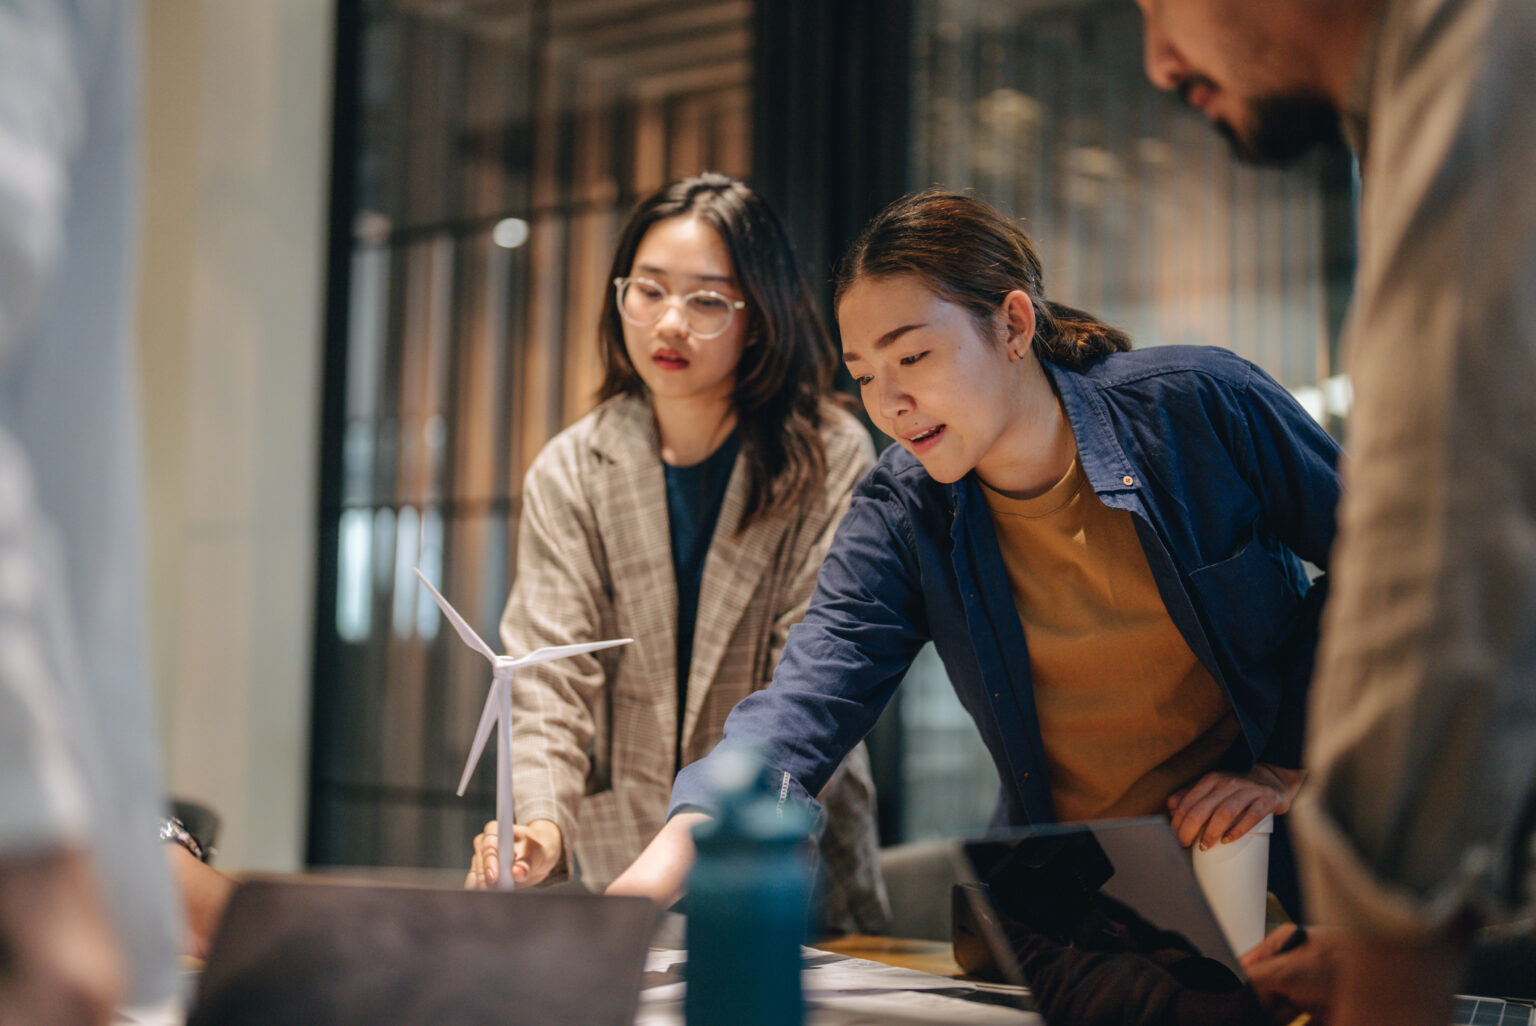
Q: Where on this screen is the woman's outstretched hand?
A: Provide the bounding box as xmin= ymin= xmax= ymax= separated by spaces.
xmin=604 ymin=811 xmax=709 ymax=908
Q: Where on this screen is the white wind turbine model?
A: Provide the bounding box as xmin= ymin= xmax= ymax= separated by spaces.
xmin=415 ymin=568 xmax=632 ymax=890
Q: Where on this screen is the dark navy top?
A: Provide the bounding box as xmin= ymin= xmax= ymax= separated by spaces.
xmin=673 ymin=347 xmax=1343 ymax=830
xmin=664 ymin=431 xmax=741 ymax=762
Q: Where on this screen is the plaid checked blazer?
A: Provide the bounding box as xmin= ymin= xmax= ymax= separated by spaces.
xmin=502 ymin=395 xmax=890 ymax=933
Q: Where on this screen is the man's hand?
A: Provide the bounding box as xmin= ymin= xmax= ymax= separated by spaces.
xmin=1241 ymin=924 xmax=1343 ymax=1026
xmin=466 ymin=819 xmax=564 ymax=889
xmin=0 ymin=847 xmax=126 ymax=1026
xmin=1168 ymin=763 xmax=1305 ymax=849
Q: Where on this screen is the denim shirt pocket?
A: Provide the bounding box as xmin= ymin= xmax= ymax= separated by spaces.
xmin=1185 ymin=528 xmax=1303 ymax=668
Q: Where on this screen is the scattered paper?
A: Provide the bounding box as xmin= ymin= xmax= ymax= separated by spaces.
xmin=635 ymin=946 xmax=1042 ymax=1025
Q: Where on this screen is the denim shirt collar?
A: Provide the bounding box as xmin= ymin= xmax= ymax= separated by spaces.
xmin=938 ymin=358 xmax=1142 ymax=524
xmin=1043 ymin=358 xmax=1141 ymax=499
xmin=939 ymin=359 xmax=1140 ymax=508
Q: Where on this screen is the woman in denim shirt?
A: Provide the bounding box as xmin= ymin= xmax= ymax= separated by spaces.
xmin=611 ymin=191 xmax=1341 ymax=917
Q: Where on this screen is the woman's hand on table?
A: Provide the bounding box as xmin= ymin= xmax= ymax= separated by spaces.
xmin=1167 ymin=763 xmax=1305 ymax=849
xmin=466 ymin=818 xmax=563 ymax=889
xmin=604 ymin=811 xmax=708 ymax=908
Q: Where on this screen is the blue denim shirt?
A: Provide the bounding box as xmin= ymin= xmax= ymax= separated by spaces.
xmin=672 ymin=346 xmax=1342 ymax=829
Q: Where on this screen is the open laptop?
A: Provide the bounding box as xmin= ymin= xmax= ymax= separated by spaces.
xmin=185 ymin=876 xmax=660 ymax=1026
xmin=950 ymin=817 xmax=1534 ymax=1026
xmin=951 ymin=817 xmax=1250 ymax=1023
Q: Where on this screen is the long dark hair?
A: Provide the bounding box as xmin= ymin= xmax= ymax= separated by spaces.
xmin=597 ymin=173 xmax=838 ymax=528
xmin=833 ymin=190 xmax=1131 ymax=367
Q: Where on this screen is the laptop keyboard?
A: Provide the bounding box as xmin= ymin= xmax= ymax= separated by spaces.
xmin=1453 ymin=997 xmax=1535 ymax=1026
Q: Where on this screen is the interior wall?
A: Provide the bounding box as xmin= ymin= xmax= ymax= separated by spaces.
xmin=137 ymin=0 xmax=336 ymax=870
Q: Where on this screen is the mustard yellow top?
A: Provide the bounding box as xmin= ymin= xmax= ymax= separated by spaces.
xmin=981 ymin=457 xmax=1240 ymax=822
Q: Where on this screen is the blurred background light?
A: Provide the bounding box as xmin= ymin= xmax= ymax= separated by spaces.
xmin=491 ymin=217 xmax=529 ymax=249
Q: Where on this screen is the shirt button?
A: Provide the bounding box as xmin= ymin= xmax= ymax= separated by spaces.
xmin=1122 ymin=475 xmax=1135 ymax=487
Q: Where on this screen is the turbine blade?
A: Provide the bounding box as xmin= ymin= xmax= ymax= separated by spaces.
xmin=456 ymin=683 xmax=499 ymax=796
xmin=507 ymin=637 xmax=633 ymax=668
xmin=415 ymin=568 xmax=497 ymax=662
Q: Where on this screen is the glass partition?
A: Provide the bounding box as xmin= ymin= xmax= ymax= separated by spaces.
xmin=891 ymin=0 xmax=1356 ymax=841
xmin=310 ymin=0 xmax=754 ymax=869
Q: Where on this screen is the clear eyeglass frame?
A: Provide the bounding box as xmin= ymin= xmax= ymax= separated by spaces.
xmin=612 ymin=276 xmax=747 ymax=339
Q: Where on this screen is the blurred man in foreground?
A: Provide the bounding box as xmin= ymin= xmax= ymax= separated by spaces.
xmin=0 ymin=0 xmax=180 ymax=1020
xmin=1134 ymin=0 xmax=1536 ymax=1023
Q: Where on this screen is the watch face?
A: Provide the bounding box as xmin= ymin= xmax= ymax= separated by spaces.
xmin=161 ymin=817 xmax=205 ymax=860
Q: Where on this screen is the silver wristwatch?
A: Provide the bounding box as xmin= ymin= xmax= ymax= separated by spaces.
xmin=159 ymin=815 xmax=207 ymax=862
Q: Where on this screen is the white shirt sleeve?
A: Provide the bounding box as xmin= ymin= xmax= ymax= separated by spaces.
xmin=0 ymin=0 xmax=78 ymax=370
xmin=0 ymin=0 xmax=181 ymax=1004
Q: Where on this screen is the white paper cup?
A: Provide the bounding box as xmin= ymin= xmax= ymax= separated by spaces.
xmin=1190 ymin=813 xmax=1272 ymax=956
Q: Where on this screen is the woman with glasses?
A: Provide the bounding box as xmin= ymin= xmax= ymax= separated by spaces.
xmin=465 ymin=173 xmax=889 ymax=934
xmin=609 ymin=190 xmax=1343 ymax=924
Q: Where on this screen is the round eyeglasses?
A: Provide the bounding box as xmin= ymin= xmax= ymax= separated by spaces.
xmin=613 ymin=276 xmax=746 ymax=339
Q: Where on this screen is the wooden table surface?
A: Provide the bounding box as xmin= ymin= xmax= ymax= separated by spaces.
xmin=816 ymin=934 xmax=962 ymax=978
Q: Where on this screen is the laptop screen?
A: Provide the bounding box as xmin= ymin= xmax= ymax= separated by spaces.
xmin=952 ymin=818 xmax=1531 ymax=1026
xmin=957 ymin=818 xmax=1241 ymax=970
xmin=186 ymin=877 xmax=660 ymax=1026
xmin=952 ymin=817 xmax=1275 ymax=1026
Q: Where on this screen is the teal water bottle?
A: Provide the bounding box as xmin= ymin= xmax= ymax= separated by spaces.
xmin=684 ymin=748 xmax=813 ymax=1026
